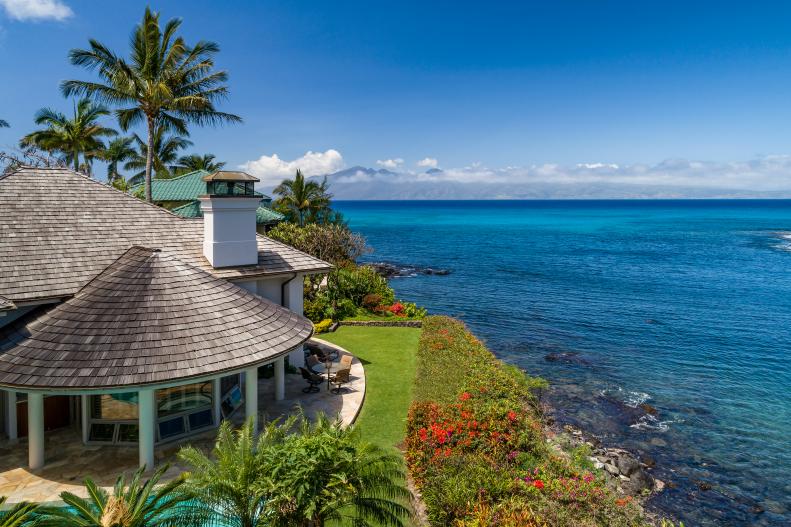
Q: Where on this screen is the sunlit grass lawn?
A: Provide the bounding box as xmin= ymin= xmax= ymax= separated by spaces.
xmin=320 ymin=325 xmax=421 ymax=449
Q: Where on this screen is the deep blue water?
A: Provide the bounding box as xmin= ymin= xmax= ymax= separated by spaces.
xmin=335 ymin=200 xmax=791 ymax=527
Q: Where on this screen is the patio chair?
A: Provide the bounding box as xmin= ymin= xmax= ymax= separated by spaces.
xmin=311 ymin=344 xmax=339 ymax=362
xmin=339 ymin=354 xmax=352 ymax=370
xmin=299 ymin=367 xmax=323 ymax=393
xmin=329 ymin=368 xmax=351 ymax=394
xmin=306 ymin=354 xmax=325 ymax=373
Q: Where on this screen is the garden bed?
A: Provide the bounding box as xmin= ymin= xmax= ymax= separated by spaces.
xmin=405 ymin=316 xmax=650 ymax=527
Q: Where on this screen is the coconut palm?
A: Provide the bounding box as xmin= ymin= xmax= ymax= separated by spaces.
xmin=19 ymin=99 xmax=116 ymax=174
xmin=0 ymin=119 xmax=8 ymax=128
xmin=178 ymin=418 xmax=287 ymax=527
xmin=174 ymin=153 xmax=225 ymax=175
xmin=0 ymin=496 xmax=42 ymax=527
xmin=101 ymin=136 xmax=136 ymax=185
xmin=39 ymin=465 xmax=202 ymax=527
xmin=125 ymin=126 xmax=192 ymax=185
xmin=264 ymin=413 xmax=411 ymax=527
xmin=273 ymin=169 xmax=332 ymax=226
xmin=62 ymin=7 xmax=241 ymax=201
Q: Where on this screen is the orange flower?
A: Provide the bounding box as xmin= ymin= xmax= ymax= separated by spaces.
xmin=459 ymin=392 xmax=472 ymax=401
xmin=533 ymin=480 xmax=544 ymax=489
xmin=507 ymin=410 xmax=518 ymax=421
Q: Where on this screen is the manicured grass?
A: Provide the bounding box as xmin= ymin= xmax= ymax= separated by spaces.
xmin=320 ymin=325 xmax=421 ymax=449
xmin=343 ymin=310 xmax=422 ymax=322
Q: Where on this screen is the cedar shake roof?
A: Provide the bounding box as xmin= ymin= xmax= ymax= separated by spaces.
xmin=0 ymin=246 xmax=313 ymax=390
xmin=0 ymin=167 xmax=330 ymax=305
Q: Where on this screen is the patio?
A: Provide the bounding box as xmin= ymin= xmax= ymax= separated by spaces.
xmin=0 ymin=339 xmax=364 ymax=504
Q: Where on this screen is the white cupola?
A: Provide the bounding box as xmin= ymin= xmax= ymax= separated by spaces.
xmin=199 ymin=171 xmax=261 ymax=268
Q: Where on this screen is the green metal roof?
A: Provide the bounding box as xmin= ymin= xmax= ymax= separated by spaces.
xmin=171 ymin=199 xmax=285 ymax=225
xmin=129 ymin=170 xmax=271 ymax=202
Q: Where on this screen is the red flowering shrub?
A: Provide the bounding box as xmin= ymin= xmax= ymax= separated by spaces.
xmin=388 ymin=302 xmax=406 ymax=316
xmin=406 ymin=317 xmax=648 ymax=527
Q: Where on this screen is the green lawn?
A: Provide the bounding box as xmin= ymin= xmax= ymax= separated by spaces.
xmin=320 ymin=325 xmax=421 ymax=449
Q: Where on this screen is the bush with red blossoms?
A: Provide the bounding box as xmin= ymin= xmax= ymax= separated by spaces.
xmin=405 ymin=316 xmax=650 ymax=527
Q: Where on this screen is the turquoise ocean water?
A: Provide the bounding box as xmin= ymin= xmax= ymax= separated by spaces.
xmin=335 ymin=200 xmax=791 ymax=526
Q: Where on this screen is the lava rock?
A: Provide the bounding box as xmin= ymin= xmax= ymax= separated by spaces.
xmin=622 ymin=468 xmax=654 ymax=496
xmin=616 ymin=454 xmax=641 ymax=476
xmin=695 ymin=480 xmax=713 ymax=491
xmin=639 ymin=403 xmax=658 ymax=415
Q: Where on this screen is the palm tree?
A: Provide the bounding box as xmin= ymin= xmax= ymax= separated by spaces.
xmin=0 ymin=119 xmax=8 ymax=128
xmin=0 ymin=496 xmax=42 ymax=527
xmin=62 ymin=7 xmax=241 ymax=202
xmin=273 ymin=169 xmax=332 ymax=226
xmin=39 ymin=465 xmax=202 ymax=527
xmin=101 ymin=136 xmax=136 ymax=185
xmin=124 ymin=126 xmax=192 ymax=185
xmin=19 ymin=98 xmax=116 ymax=174
xmin=178 ymin=418 xmax=286 ymax=527
xmin=264 ymin=413 xmax=411 ymax=527
xmin=173 ymin=153 xmax=225 ymax=175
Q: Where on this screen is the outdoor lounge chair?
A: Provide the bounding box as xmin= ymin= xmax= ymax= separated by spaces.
xmin=329 ymin=368 xmax=351 ymax=394
xmin=339 ymin=354 xmax=352 ymax=370
xmin=300 ymin=367 xmax=323 ymax=393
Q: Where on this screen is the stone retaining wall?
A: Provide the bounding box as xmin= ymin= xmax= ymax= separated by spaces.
xmin=338 ymin=320 xmax=423 ymax=328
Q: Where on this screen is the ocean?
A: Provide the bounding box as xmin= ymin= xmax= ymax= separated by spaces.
xmin=334 ymin=199 xmax=791 ymax=527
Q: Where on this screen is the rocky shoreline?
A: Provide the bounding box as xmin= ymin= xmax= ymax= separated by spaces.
xmin=368 ymin=261 xmax=451 ymax=278
xmin=545 ymin=415 xmax=670 ymax=525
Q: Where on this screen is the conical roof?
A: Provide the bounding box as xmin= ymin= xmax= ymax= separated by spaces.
xmin=0 ymin=247 xmax=312 ymax=390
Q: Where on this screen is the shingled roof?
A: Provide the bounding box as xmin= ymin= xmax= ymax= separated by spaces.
xmin=0 ymin=167 xmax=331 ymax=305
xmin=0 ymin=246 xmax=313 ymax=389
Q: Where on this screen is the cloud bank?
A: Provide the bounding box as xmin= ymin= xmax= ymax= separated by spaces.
xmin=417 ymin=157 xmax=438 ymax=168
xmin=316 ymin=155 xmax=791 ymax=199
xmin=0 ymin=0 xmax=72 ymax=20
xmin=376 ymin=158 xmax=403 ymax=169
xmin=240 ymin=149 xmax=344 ymax=186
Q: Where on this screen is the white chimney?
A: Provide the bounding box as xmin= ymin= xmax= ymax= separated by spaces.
xmin=199 ymin=171 xmax=261 ymax=268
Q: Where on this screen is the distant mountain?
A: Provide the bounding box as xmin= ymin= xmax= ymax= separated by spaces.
xmin=313 ymin=165 xmax=790 ymax=200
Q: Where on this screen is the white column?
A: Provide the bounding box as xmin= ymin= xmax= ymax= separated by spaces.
xmin=5 ymin=390 xmax=17 ymax=443
xmin=138 ymin=388 xmax=155 ymax=470
xmin=80 ymin=395 xmax=89 ymax=444
xmin=212 ymin=379 xmax=222 ymax=425
xmin=27 ymin=393 xmax=44 ymax=470
xmin=274 ymin=357 xmax=285 ymax=401
xmin=284 ymin=276 xmax=306 ymax=366
xmin=245 ymin=366 xmax=258 ymax=432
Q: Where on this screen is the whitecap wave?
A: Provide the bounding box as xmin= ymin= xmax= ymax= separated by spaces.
xmin=598 ymin=386 xmax=651 ymax=408
xmin=771 ymin=232 xmax=791 ymax=252
xmin=630 ymin=414 xmax=684 ymax=432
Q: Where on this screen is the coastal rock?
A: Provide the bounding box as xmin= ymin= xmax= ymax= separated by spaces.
xmin=616 ymin=454 xmax=641 ymax=476
xmin=621 ymin=468 xmax=654 ymax=496
xmin=695 ymin=480 xmax=713 ymax=491
xmin=544 ymin=351 xmax=591 ymax=366
xmin=604 ymin=463 xmax=620 ymax=476
xmin=640 ymin=454 xmax=656 ymax=468
xmin=639 ymin=403 xmax=658 ymax=415
xmin=369 ymin=262 xmax=450 ymax=278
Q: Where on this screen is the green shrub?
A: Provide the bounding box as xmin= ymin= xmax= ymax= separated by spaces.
xmin=268 ymin=222 xmax=369 ymax=266
xmin=304 ymin=295 xmax=331 ymax=322
xmin=327 ymin=265 xmax=395 ymax=307
xmin=313 ymin=318 xmax=333 ymax=334
xmin=362 ymin=293 xmax=382 ymax=310
xmin=405 ymin=316 xmax=649 ymax=527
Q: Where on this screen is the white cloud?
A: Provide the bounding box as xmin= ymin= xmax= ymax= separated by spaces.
xmin=240 ymin=149 xmax=344 ymax=187
xmin=321 ymin=155 xmax=791 ymax=198
xmin=417 ymin=157 xmax=438 ymax=168
xmin=0 ymin=0 xmax=72 ymax=21
xmin=376 ymin=158 xmax=404 ymax=169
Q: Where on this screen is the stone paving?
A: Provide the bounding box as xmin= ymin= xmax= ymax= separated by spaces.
xmin=0 ymin=339 xmax=364 ymax=504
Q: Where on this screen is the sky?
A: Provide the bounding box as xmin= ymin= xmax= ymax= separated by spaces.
xmin=2 ymin=0 xmax=791 ymax=196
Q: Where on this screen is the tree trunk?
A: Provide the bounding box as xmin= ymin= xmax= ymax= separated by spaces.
xmin=145 ymin=116 xmax=155 ymax=202
xmin=74 ymin=150 xmax=79 ymax=173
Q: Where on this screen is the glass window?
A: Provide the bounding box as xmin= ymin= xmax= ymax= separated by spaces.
xmin=89 ymin=423 xmax=116 ymax=442
xmin=117 ymin=423 xmax=139 ymax=443
xmin=91 ymin=393 xmax=139 ymax=420
xmin=188 ymin=409 xmax=214 ymax=431
xmin=156 ymin=382 xmax=212 ymax=418
xmin=221 ymin=374 xmax=240 ymax=396
xmin=158 ymin=417 xmax=186 ymax=440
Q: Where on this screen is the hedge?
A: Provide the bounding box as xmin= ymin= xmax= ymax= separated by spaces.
xmin=405 ymin=316 xmax=649 ymax=527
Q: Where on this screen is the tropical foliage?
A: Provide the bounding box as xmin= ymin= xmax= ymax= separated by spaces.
xmin=273 ymin=169 xmax=336 ymax=226
xmin=100 ymin=136 xmax=136 ymax=186
xmin=63 ymin=7 xmax=241 ymax=201
xmin=0 ymin=119 xmax=8 ymax=128
xmin=19 ymin=98 xmax=116 ymax=174
xmin=125 ymin=126 xmax=192 ymax=184
xmin=179 ymin=414 xmax=411 ymax=527
xmin=173 ymin=153 xmax=225 ymax=175
xmin=405 ymin=317 xmax=648 ymax=527
xmin=0 ymin=497 xmax=42 ymax=527
xmin=39 ymin=465 xmax=201 ymax=527
xmin=268 ymin=222 xmax=369 ymax=267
